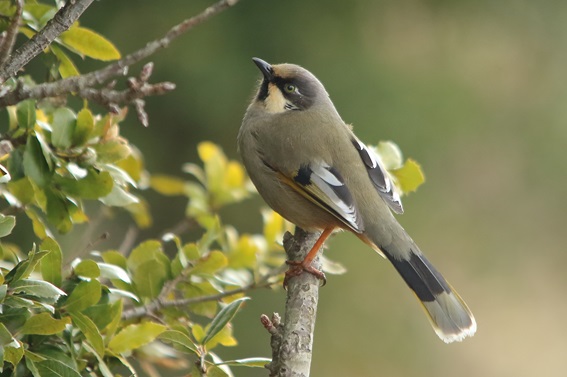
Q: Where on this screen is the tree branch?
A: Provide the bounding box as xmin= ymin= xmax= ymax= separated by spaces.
xmin=264 ymin=228 xmax=322 ymax=377
xmin=0 ymin=0 xmax=241 ymax=107
xmin=121 ymin=266 xmax=284 ymax=321
xmin=0 ymin=0 xmax=24 ymax=66
xmin=0 ymin=0 xmax=95 ymax=83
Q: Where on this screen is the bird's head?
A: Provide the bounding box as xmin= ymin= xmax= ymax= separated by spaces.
xmin=251 ymin=57 xmax=330 ymax=114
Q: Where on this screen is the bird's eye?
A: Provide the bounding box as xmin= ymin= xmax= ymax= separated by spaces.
xmin=284 ymin=84 xmax=297 ymax=93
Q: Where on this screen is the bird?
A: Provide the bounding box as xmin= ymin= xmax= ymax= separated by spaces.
xmin=237 ymin=57 xmax=476 ymax=343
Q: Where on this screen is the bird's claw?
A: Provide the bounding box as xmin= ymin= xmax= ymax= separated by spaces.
xmin=283 ymin=260 xmax=326 ymax=289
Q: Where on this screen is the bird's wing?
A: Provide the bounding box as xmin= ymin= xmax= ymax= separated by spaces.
xmin=276 ymin=162 xmax=364 ymax=233
xmin=351 ymin=137 xmax=404 ymax=214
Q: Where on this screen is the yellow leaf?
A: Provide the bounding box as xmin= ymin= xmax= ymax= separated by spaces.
xmin=50 ymin=44 xmax=79 ymax=78
xmin=108 ymin=322 xmax=166 ymax=354
xmin=150 ymin=175 xmax=186 ymax=196
xmin=197 ymin=141 xmax=223 ymax=163
xmin=203 ymin=323 xmax=237 ymax=350
xmin=224 ymin=161 xmax=244 ymax=187
xmin=59 ymin=25 xmax=121 ymax=61
xmin=191 ymin=324 xmax=205 ymax=343
xmin=262 ymin=209 xmax=285 ymax=247
xmin=228 ymin=235 xmax=258 ymax=269
xmin=191 ymin=251 xmax=228 ymax=275
xmin=391 ymin=158 xmax=425 ymax=194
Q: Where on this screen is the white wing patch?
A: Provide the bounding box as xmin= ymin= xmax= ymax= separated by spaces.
xmin=294 ymin=162 xmax=364 ymax=233
xmin=351 ymin=138 xmax=404 ymax=214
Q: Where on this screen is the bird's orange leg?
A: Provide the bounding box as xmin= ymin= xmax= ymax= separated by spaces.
xmin=284 ymin=226 xmax=334 ymax=288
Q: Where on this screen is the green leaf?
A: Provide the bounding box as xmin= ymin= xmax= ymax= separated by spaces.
xmin=73 ymin=259 xmax=100 ymax=278
xmin=391 ymin=158 xmax=426 ymax=194
xmin=7 ymin=177 xmax=35 ymax=205
xmin=97 ymin=262 xmax=131 ymax=283
xmin=56 ymin=169 xmax=113 ymax=199
xmin=201 ymin=297 xmax=249 ymax=346
xmin=215 ymin=357 xmax=271 ymax=368
xmin=202 ymin=323 xmax=237 ymax=350
xmin=73 ymin=108 xmax=94 ymax=145
xmin=4 ymin=339 xmax=24 ymax=368
xmin=26 ymin=208 xmax=51 ymax=239
xmin=100 ymin=185 xmax=138 ymax=207
xmin=34 ymin=358 xmax=82 ymax=377
xmin=0 ymin=323 xmax=12 ymax=345
xmin=50 ymin=44 xmax=79 ymax=78
xmin=132 ymin=259 xmax=167 ymax=299
xmin=127 ymin=240 xmax=165 ymax=271
xmin=158 ymin=330 xmax=199 ymax=355
xmin=92 ymin=140 xmax=131 ymax=163
xmin=82 ymin=342 xmax=113 ymax=377
xmin=24 ymin=3 xmax=55 ymax=25
xmin=23 ymin=134 xmax=52 ymax=187
xmin=108 ymin=288 xmax=139 ymax=302
xmin=45 ymin=189 xmax=72 ymax=233
xmin=16 ymin=99 xmax=36 ymax=129
xmin=51 ymin=107 xmax=76 ymax=149
xmin=20 ymin=313 xmax=71 ymax=335
xmin=9 ymin=279 xmax=66 ymax=300
xmin=40 ymin=237 xmax=62 ymax=286
xmin=64 ymin=280 xmax=101 ymax=313
xmin=0 ymin=214 xmax=16 ymax=238
xmin=205 ymin=365 xmax=230 ymax=377
xmin=101 ymin=250 xmax=128 ymax=270
xmin=4 ymin=246 xmax=49 ymax=283
xmin=59 ymin=25 xmax=121 ymax=61
xmin=0 ymin=285 xmax=7 ymax=301
xmin=83 ymin=299 xmax=122 ymax=333
xmin=108 ymin=322 xmax=166 ymax=354
xmin=69 ymin=312 xmax=104 ymax=357
xmin=182 ymin=281 xmax=220 ymax=318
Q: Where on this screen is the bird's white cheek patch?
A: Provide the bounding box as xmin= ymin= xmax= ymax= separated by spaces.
xmin=264 ymin=84 xmax=287 ymax=113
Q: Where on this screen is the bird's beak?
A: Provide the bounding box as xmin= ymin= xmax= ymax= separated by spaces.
xmin=252 ymin=57 xmax=274 ymax=82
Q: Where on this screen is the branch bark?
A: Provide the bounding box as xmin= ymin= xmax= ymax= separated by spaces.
xmin=264 ymin=228 xmax=322 ymax=377
xmin=0 ymin=0 xmax=95 ymax=83
xmin=0 ymin=0 xmax=24 ymax=66
xmin=0 ymin=0 xmax=240 ymax=107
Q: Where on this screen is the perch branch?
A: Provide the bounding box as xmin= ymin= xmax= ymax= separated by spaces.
xmin=0 ymin=0 xmax=241 ymax=107
xmin=264 ymin=228 xmax=322 ymax=377
xmin=0 ymin=0 xmax=95 ymax=83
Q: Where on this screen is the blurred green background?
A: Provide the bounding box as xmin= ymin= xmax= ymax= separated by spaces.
xmin=50 ymin=0 xmax=567 ymax=375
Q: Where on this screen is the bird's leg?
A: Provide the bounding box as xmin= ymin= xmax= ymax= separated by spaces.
xmin=284 ymin=226 xmax=334 ymax=288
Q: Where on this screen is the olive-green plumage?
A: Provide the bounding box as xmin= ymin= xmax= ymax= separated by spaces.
xmin=238 ymin=58 xmax=476 ymax=343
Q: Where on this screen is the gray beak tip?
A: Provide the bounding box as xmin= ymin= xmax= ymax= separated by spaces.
xmin=252 ymin=57 xmax=274 ymax=81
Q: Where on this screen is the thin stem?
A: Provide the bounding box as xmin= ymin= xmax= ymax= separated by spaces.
xmin=121 ymin=266 xmax=284 ymax=321
xmin=0 ymin=0 xmax=241 ymax=107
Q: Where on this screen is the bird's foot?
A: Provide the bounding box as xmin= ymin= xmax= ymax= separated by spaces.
xmin=283 ymin=260 xmax=326 ymax=289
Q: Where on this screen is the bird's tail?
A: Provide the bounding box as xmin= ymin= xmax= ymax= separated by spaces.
xmin=362 ymin=231 xmax=477 ymax=343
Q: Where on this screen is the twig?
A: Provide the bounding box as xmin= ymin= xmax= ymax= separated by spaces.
xmin=0 ymin=0 xmax=23 ymax=66
xmin=76 ymin=62 xmax=176 ymax=126
xmin=0 ymin=0 xmax=241 ymax=107
xmin=0 ymin=0 xmax=95 ymax=83
xmin=263 ymin=228 xmax=322 ymax=377
xmin=121 ymin=265 xmax=284 ymax=321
